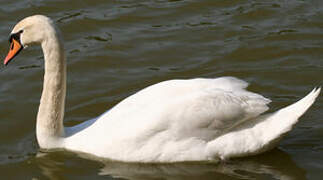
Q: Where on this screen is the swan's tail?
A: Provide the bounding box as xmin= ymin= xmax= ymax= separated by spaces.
xmin=265 ymin=87 xmax=321 ymax=136
xmin=252 ymin=87 xmax=321 ymax=153
xmin=207 ymin=88 xmax=321 ymax=160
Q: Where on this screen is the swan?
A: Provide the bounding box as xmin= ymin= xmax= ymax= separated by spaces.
xmin=3 ymin=15 xmax=320 ymax=163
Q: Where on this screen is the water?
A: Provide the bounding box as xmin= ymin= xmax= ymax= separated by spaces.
xmin=0 ymin=0 xmax=323 ymax=179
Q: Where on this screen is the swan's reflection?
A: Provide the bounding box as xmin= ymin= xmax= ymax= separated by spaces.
xmin=34 ymin=149 xmax=305 ymax=180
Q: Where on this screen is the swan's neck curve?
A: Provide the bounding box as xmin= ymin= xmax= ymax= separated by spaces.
xmin=36 ymin=28 xmax=66 ymax=148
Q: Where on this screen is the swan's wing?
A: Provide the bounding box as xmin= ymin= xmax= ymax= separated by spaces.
xmin=97 ymin=77 xmax=271 ymax=142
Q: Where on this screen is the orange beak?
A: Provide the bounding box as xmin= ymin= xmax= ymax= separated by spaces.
xmin=4 ymin=38 xmax=23 ymax=65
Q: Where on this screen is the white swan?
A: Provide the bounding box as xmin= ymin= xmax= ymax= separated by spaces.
xmin=3 ymin=15 xmax=320 ymax=163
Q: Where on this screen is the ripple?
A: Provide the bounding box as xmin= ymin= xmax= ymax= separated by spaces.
xmin=1 ymin=0 xmax=323 ymax=179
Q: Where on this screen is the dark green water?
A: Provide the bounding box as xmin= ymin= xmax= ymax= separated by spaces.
xmin=0 ymin=0 xmax=323 ymax=179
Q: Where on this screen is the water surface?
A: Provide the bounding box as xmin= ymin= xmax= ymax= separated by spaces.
xmin=0 ymin=0 xmax=323 ymax=179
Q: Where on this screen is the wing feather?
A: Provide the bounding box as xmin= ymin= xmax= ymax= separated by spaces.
xmin=95 ymin=77 xmax=271 ymax=142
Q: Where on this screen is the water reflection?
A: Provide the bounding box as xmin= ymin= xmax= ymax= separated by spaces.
xmin=34 ymin=149 xmax=305 ymax=180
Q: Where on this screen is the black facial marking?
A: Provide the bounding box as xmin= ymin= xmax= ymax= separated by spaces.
xmin=9 ymin=30 xmax=23 ymax=43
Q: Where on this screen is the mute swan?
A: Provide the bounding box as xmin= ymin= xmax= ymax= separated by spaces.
xmin=3 ymin=15 xmax=320 ymax=163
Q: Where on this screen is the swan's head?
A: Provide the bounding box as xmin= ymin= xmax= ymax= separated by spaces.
xmin=4 ymin=15 xmax=57 ymax=65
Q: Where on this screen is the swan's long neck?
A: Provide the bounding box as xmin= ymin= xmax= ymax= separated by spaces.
xmin=36 ymin=28 xmax=66 ymax=148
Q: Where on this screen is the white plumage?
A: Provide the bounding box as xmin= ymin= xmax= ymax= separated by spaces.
xmin=4 ymin=15 xmax=320 ymax=163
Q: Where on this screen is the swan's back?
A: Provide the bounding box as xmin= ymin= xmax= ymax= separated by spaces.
xmin=95 ymin=77 xmax=270 ymax=137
